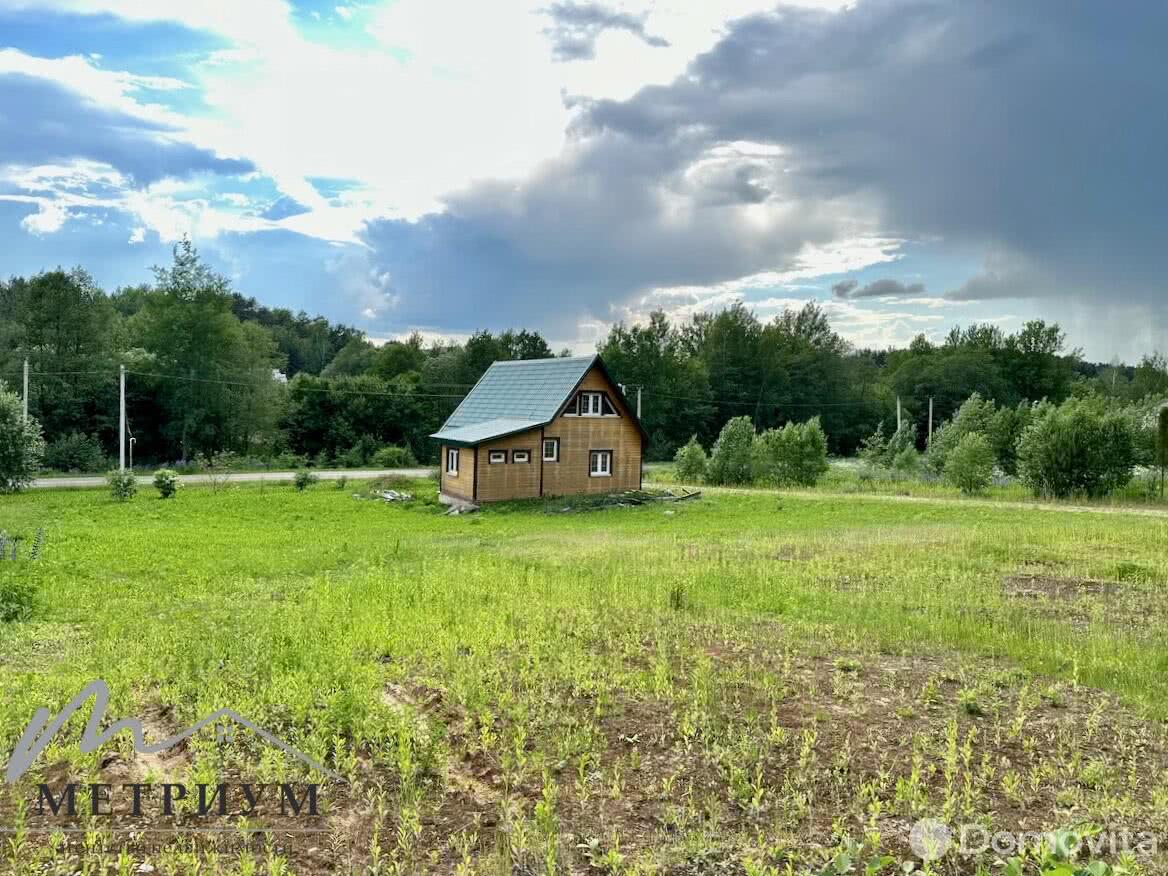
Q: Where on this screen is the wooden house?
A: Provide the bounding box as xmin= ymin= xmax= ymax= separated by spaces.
xmin=432 ymin=355 xmax=646 ymax=503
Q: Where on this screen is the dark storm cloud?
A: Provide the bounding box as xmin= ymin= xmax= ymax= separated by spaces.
xmin=542 ymin=2 xmax=669 ymax=61
xmin=580 ymin=0 xmax=1168 ymax=304
xmin=0 ymin=73 xmax=253 ymax=184
xmin=355 ymin=0 xmax=1168 ymax=337
xmin=834 ymin=278 xmax=925 ymax=299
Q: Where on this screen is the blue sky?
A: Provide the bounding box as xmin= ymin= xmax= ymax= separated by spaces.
xmin=1 ymin=0 xmax=1164 ymax=360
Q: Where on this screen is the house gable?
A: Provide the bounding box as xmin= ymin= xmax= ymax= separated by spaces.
xmin=435 ymin=356 xmax=645 ymax=501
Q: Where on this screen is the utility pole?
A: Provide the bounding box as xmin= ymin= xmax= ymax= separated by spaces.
xmin=22 ymin=358 xmax=28 ymax=420
xmin=636 ymin=386 xmax=642 ymax=419
xmin=928 ymin=397 xmax=934 ymax=443
xmin=119 ymin=364 xmax=126 ymax=472
xmin=896 ymin=396 xmax=902 ymax=432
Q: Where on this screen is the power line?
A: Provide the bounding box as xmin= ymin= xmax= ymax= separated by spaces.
xmin=13 ymin=362 xmax=888 ymax=411
xmin=641 ymin=389 xmax=885 ymax=409
xmin=126 ymin=370 xmax=466 ymax=400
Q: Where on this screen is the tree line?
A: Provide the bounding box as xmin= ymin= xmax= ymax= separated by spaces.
xmin=2 ymin=242 xmax=1166 ymax=471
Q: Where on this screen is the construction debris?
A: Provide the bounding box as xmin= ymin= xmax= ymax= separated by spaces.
xmin=554 ymin=488 xmax=701 ymax=512
xmin=616 ymin=488 xmax=701 ymax=505
xmin=377 ymin=489 xmax=414 ymax=503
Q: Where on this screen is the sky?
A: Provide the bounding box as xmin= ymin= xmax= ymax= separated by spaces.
xmin=1 ymin=0 xmax=1164 ymax=361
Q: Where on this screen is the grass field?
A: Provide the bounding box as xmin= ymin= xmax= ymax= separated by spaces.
xmin=1 ymin=477 xmax=1167 ymax=874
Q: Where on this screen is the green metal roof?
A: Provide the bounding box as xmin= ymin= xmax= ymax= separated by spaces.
xmin=432 ymin=355 xmax=598 ymax=445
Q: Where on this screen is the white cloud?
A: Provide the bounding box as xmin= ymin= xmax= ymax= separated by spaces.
xmin=19 ymin=200 xmax=71 ymax=234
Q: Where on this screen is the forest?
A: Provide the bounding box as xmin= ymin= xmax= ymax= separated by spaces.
xmin=3 ymin=241 xmax=1167 ymax=469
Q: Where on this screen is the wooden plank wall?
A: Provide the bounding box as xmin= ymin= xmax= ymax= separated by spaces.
xmin=542 ymin=367 xmax=641 ymax=497
xmin=439 ymin=443 xmax=476 ymax=500
xmin=476 ymin=431 xmax=542 ymax=501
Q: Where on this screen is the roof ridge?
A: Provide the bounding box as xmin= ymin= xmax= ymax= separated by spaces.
xmin=491 ymin=354 xmax=595 ymax=366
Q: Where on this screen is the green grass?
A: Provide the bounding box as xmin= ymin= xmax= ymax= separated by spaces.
xmin=2 ymin=478 xmax=1168 ymax=873
xmin=648 ymin=458 xmax=1168 ymax=508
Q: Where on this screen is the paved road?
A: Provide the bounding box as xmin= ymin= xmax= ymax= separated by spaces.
xmin=30 ymin=468 xmax=437 ymax=489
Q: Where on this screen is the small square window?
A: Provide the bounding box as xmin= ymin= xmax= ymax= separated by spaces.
xmin=542 ymin=438 xmax=559 ymax=462
xmin=512 ymin=450 xmax=530 ymax=463
xmin=488 ymin=450 xmax=507 ymax=464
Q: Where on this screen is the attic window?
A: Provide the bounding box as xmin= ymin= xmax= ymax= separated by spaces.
xmin=577 ymin=391 xmax=618 ymax=417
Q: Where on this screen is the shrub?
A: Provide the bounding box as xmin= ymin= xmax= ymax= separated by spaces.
xmin=705 ymin=416 xmax=756 ymax=485
xmin=753 ymin=417 xmax=830 ymax=487
xmin=0 ymin=383 xmax=45 ymax=493
xmin=673 ymin=436 xmax=708 ymax=483
xmin=859 ymin=420 xmax=917 ymax=469
xmin=0 ymin=576 xmax=36 ymax=622
xmin=1017 ymin=397 xmax=1138 ymax=498
xmin=988 ymin=402 xmax=1035 ymax=476
xmin=891 ymin=447 xmax=922 ymax=481
xmin=944 ymin=432 xmax=995 ymax=495
xmin=43 ymin=432 xmax=106 ymax=473
xmin=106 ymin=469 xmax=137 ymax=501
xmin=153 ymin=468 xmax=179 ymax=499
xmin=370 ymin=445 xmax=418 ymax=468
xmin=924 ymin=393 xmax=997 ymax=476
xmin=294 ymin=470 xmax=318 ymax=491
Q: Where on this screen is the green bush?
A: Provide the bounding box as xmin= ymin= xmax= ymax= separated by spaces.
xmin=891 ymin=447 xmax=922 ymax=480
xmin=924 ymin=393 xmax=997 ymax=475
xmin=944 ymin=432 xmax=995 ymax=495
xmin=673 ymin=435 xmax=708 ymax=483
xmin=0 ymin=576 xmax=36 ymax=622
xmin=153 ymin=468 xmax=179 ymax=499
xmin=0 ymin=383 xmax=45 ymax=493
xmin=43 ymin=432 xmax=106 ymax=473
xmin=106 ymin=469 xmax=137 ymax=501
xmin=859 ymin=420 xmax=917 ymax=469
xmin=705 ymin=416 xmax=756 ymax=485
xmin=1017 ymin=397 xmax=1138 ymax=498
xmin=988 ymin=402 xmax=1035 ymax=476
xmin=294 ymin=470 xmax=319 ymax=491
xmin=370 ymin=445 xmax=418 ymax=468
xmin=753 ymin=417 xmax=830 ymax=487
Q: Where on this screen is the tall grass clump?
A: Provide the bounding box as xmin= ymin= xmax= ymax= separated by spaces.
xmin=153 ymin=468 xmax=179 ymax=499
xmin=105 ymin=469 xmax=137 ymax=501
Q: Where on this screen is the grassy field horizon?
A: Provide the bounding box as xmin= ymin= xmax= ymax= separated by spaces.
xmin=1 ymin=477 xmax=1166 ymax=873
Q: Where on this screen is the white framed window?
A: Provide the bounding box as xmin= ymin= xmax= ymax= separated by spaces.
xmin=512 ymin=449 xmax=530 ymax=463
xmin=542 ymin=438 xmax=559 ymax=462
xmin=446 ymin=448 xmax=459 ymax=475
xmin=589 ymin=450 xmax=612 ymax=477
xmin=574 ymin=391 xmax=618 ymax=417
xmin=489 ymin=450 xmax=507 ymax=464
